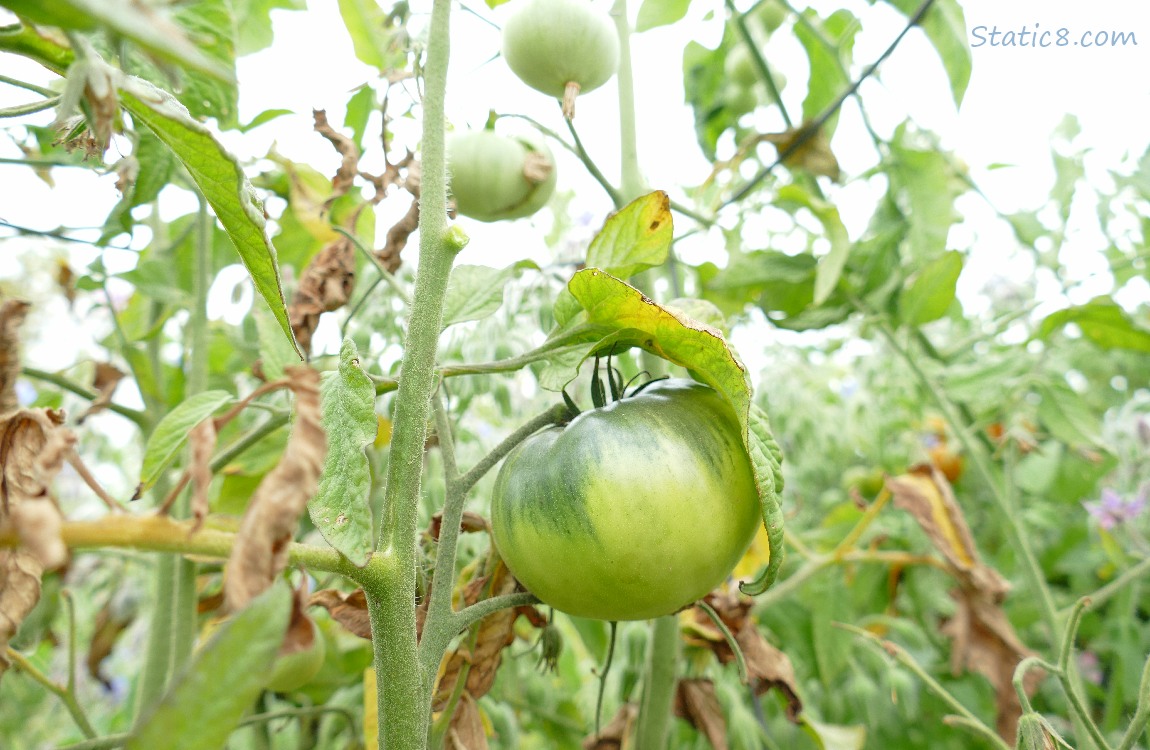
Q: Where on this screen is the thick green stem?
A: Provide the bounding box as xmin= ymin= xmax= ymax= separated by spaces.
xmin=611 ymin=0 xmax=643 ymax=205
xmin=635 ymin=615 xmax=679 ymax=750
xmin=366 ymin=1 xmax=459 ymax=747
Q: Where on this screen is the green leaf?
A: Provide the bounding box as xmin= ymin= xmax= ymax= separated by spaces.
xmin=1038 ymin=297 xmax=1150 ymax=352
xmin=310 ymin=339 xmax=377 ymax=566
xmin=1036 ymin=382 xmax=1102 ymax=448
xmin=337 ymin=0 xmax=407 ymax=73
xmin=239 ymin=108 xmax=294 ymax=133
xmin=898 ymin=250 xmax=963 ymax=325
xmin=138 ymin=390 xmax=234 ymax=495
xmin=100 ymin=129 xmax=174 ymax=242
xmin=127 ymin=582 xmax=291 ymax=750
xmin=776 ymin=184 xmax=850 ymax=305
xmin=800 ymin=717 xmax=866 ymax=750
xmin=3 ymin=0 xmax=234 ymax=83
xmin=441 ymin=263 xmax=529 ymax=329
xmin=254 ymin=305 xmax=299 ymax=382
xmin=585 ymin=191 xmax=673 ymax=279
xmin=794 ymin=9 xmax=857 ymax=131
xmin=343 ymin=84 xmax=375 ymax=149
xmin=119 ymin=77 xmax=302 ymax=358
xmin=233 ymin=0 xmax=305 ymax=56
xmin=883 ymin=0 xmax=970 ymax=106
xmin=739 ymin=402 xmax=786 ymax=596
xmin=887 ymin=124 xmax=965 ymax=262
xmin=636 ymin=0 xmax=691 ymax=32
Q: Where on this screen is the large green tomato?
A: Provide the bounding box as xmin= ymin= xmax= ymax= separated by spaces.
xmin=490 ymin=379 xmax=761 ymax=621
xmin=447 ymin=129 xmax=557 ymax=222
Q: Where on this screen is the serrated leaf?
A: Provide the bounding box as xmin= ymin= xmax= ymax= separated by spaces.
xmin=1036 ymin=382 xmax=1103 ymax=449
xmin=127 ymin=582 xmax=290 ymax=750
xmin=776 ymin=184 xmax=850 ymax=305
xmin=883 ymin=0 xmax=969 ymax=106
xmin=4 ymin=0 xmax=234 ymax=82
xmin=139 ymin=390 xmax=233 ymax=495
xmin=119 ymin=77 xmax=301 ymax=358
xmin=441 ymin=263 xmax=525 ymax=329
xmin=585 ymin=191 xmax=672 ymax=279
xmin=310 ymin=339 xmax=376 ymax=565
xmin=338 ymin=0 xmax=407 ymax=73
xmin=739 ymin=402 xmax=786 ymax=596
xmin=636 ymin=0 xmax=691 ymax=32
xmin=1037 ymin=297 xmax=1150 ymax=352
xmin=800 ymin=717 xmax=866 ymax=750
xmin=898 ymin=250 xmax=963 ymax=325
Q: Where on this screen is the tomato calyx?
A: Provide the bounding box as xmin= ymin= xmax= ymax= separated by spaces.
xmin=563 ymin=347 xmax=672 ymax=412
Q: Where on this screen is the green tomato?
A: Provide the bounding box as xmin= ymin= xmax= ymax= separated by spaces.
xmin=752 ymin=0 xmax=788 ymax=34
xmin=447 ymin=129 xmax=557 ymax=222
xmin=725 ymin=45 xmax=759 ymax=89
xmin=722 ymin=83 xmax=758 ymax=117
xmin=502 ymin=0 xmax=619 ymax=114
xmin=265 ymin=623 xmax=326 ymax=693
xmin=491 ymin=379 xmax=761 ymax=621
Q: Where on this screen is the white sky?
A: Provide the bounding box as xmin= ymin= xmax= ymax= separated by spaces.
xmin=1 ymin=0 xmax=1149 ymax=377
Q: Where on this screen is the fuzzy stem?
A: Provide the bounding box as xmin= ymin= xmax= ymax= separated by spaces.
xmin=611 ymin=0 xmax=644 ymax=205
xmin=365 ymin=1 xmax=460 ymax=747
xmin=635 ymin=615 xmax=680 ymax=750
xmin=6 ymin=648 xmax=97 ymax=739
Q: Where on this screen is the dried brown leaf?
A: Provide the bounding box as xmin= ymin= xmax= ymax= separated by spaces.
xmin=224 ymin=367 xmax=326 ymax=611
xmin=428 ymin=510 xmax=489 ymax=542
xmin=77 ymin=362 xmax=126 ymax=423
xmin=187 ymin=418 xmax=216 ymax=533
xmin=0 ymin=300 xmax=31 ymax=414
xmin=288 ymin=238 xmax=357 ymax=356
xmin=761 ymin=124 xmax=841 ymax=181
xmin=313 ymin=110 xmax=360 ymax=204
xmin=87 ymin=592 xmax=135 ymax=688
xmin=674 ymin=678 xmax=728 ymax=750
xmin=688 ymin=591 xmax=803 ymax=721
xmin=0 ymin=549 xmax=41 ymax=678
xmin=582 ymin=704 xmax=638 ymax=750
xmin=377 ymin=198 xmax=418 ymax=273
xmin=281 ymin=580 xmax=318 ymax=657
xmin=309 ymin=588 xmax=371 ymax=639
xmin=1 ymin=408 xmax=74 ymax=569
xmin=887 ymin=466 xmax=1039 ymax=740
xmin=445 ymin=692 xmax=488 ymax=750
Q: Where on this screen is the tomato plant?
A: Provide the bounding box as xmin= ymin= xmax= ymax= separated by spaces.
xmin=491 ymin=379 xmax=760 ymax=621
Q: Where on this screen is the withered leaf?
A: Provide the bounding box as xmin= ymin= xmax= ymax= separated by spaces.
xmin=761 ymin=124 xmax=841 ymax=181
xmin=674 ymin=678 xmax=728 ymax=750
xmin=281 ymin=580 xmax=318 ymax=657
xmin=313 ymin=110 xmax=360 ymax=204
xmin=378 ymin=198 xmax=419 ymax=273
xmin=582 ymin=704 xmax=638 ymax=750
xmin=886 ymin=466 xmax=1039 ymax=741
xmin=87 ymin=591 xmax=136 ymax=688
xmin=1 ymin=408 xmax=74 ymax=569
xmin=445 ymin=692 xmax=488 ymax=750
xmin=187 ymin=418 xmax=216 ymax=533
xmin=428 ymin=510 xmax=489 ymax=542
xmin=0 ymin=550 xmax=41 ymax=679
xmin=224 ymin=367 xmax=326 ymax=611
xmin=309 ymin=588 xmax=371 ymax=640
xmin=288 ymin=238 xmax=356 ymax=356
xmin=77 ymin=362 xmax=126 ymax=423
xmin=0 ymin=300 xmax=31 ymax=414
xmin=687 ymin=591 xmax=803 ymax=722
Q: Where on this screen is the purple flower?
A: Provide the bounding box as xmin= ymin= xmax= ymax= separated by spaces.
xmin=1085 ymin=487 xmax=1148 ymax=530
xmin=1077 ymin=651 xmax=1103 ymax=685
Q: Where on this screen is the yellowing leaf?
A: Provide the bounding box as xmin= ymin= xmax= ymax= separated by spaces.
xmin=585 ymin=191 xmax=673 ymax=278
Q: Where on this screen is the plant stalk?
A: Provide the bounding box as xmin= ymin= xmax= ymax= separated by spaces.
xmin=634 ymin=615 xmax=680 ymax=750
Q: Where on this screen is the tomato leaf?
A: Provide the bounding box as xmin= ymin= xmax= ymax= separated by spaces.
xmin=882 ymin=0 xmax=970 ymax=107
xmin=800 ymin=717 xmax=867 ymax=750
xmin=776 ymin=185 xmax=850 ymax=305
xmin=1037 ymin=297 xmax=1150 ymax=352
xmin=739 ymin=403 xmax=786 ymax=596
xmin=898 ymin=250 xmax=963 ymax=325
xmin=585 ymin=191 xmax=673 ymax=279
xmin=337 ymin=0 xmax=407 ymax=74
xmin=119 ymin=77 xmax=301 ymax=359
xmin=310 ymin=339 xmax=377 ymax=566
xmin=127 ymin=582 xmax=290 ymax=750
xmin=442 ymin=262 xmax=535 ymax=329
xmin=138 ymin=390 xmax=234 ymax=497
xmin=636 ymin=0 xmax=692 ymax=32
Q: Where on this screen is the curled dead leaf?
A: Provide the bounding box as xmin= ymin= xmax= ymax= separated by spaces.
xmin=1 ymin=408 xmax=75 ymax=569
xmin=309 ymin=588 xmax=371 ymax=640
xmin=77 ymin=362 xmax=126 ymax=424
xmin=378 ymin=198 xmax=419 ymax=273
xmin=313 ymin=109 xmax=360 ymax=205
xmin=0 ymin=550 xmax=42 ymax=678
xmin=0 ymin=300 xmax=31 ymax=414
xmin=428 ymin=509 xmax=489 ymax=542
xmin=582 ymin=704 xmax=638 ymax=750
xmin=674 ymin=678 xmax=728 ymax=750
xmin=224 ymin=367 xmax=326 ymax=611
xmin=87 ymin=590 xmax=136 ymax=688
xmin=289 ymin=238 xmax=357 ymax=356
xmin=886 ymin=465 xmax=1039 ymax=740
xmin=761 ymin=123 xmax=841 ymax=181
xmin=445 ymin=692 xmax=488 ymax=750
xmin=187 ymin=418 xmax=216 ymax=533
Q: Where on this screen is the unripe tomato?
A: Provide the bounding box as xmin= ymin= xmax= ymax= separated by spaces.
xmin=502 ymin=0 xmax=619 ymax=118
xmin=266 ymin=618 xmax=326 ymax=692
xmin=722 ymin=83 xmax=758 ymax=117
xmin=752 ymin=0 xmax=788 ymax=34
xmin=447 ymin=129 xmax=557 ymax=222
xmin=725 ymin=45 xmax=759 ymax=88
xmin=491 ymin=379 xmax=761 ymax=621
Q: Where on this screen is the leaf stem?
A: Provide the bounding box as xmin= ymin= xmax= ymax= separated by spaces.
xmin=20 ymin=367 xmax=147 ymax=426
xmin=697 ymin=600 xmax=747 ymax=683
xmin=5 ymin=647 xmax=97 ymax=739
xmin=1117 ymin=656 xmax=1150 ymax=750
